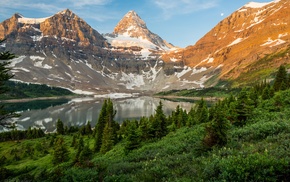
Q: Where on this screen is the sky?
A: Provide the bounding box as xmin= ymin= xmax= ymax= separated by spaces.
xmin=0 ymin=0 xmax=275 ymax=48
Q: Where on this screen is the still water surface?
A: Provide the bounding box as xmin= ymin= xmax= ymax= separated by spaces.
xmin=4 ymin=96 xmax=196 ymax=132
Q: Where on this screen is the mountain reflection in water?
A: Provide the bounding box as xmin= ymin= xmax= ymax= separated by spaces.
xmin=3 ymin=96 xmax=196 ymax=132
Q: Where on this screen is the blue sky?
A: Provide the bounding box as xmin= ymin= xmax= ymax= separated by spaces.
xmin=0 ymin=0 xmax=274 ymax=48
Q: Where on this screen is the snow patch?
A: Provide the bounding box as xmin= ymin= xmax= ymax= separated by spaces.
xmin=176 ymin=66 xmax=191 ymax=78
xmin=261 ymin=37 xmax=286 ymax=47
xmin=228 ymin=38 xmax=244 ymax=47
xmin=244 ymin=0 xmax=280 ymax=9
xmin=207 ymin=58 xmax=214 ymax=63
xmin=191 ymin=67 xmax=208 ymax=75
xmin=30 ymin=56 xmax=45 ymax=61
xmin=170 ymin=57 xmax=178 ymax=62
xmin=18 ymin=16 xmax=50 ymax=24
xmin=278 ymin=33 xmax=288 ymax=38
xmin=119 ymin=72 xmax=145 ymax=90
xmin=13 ymin=67 xmax=30 ymax=72
xmin=31 ymin=35 xmax=43 ymax=41
xmin=9 ymin=56 xmax=26 ymax=67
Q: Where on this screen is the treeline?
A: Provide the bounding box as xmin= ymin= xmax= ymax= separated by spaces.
xmin=156 ymin=86 xmax=242 ymax=98
xmin=0 ymin=126 xmax=45 ymax=142
xmin=0 ymin=81 xmax=74 ymax=100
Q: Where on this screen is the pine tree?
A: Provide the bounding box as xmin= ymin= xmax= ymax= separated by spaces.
xmin=94 ymin=100 xmax=107 ymax=152
xmin=203 ymin=101 xmax=230 ymax=148
xmin=262 ymin=85 xmax=271 ymax=100
xmin=71 ymin=134 xmax=77 ymax=148
xmin=100 ymin=123 xmax=115 ymax=154
xmin=79 ymin=144 xmax=92 ymax=165
xmin=74 ymin=137 xmax=84 ymax=163
xmin=0 ymin=40 xmax=18 ymax=127
xmin=234 ymin=89 xmax=254 ymax=126
xmin=139 ymin=117 xmax=150 ymax=141
xmin=85 ymin=121 xmax=92 ymax=135
xmin=195 ymin=98 xmax=209 ymax=124
xmin=273 ymin=65 xmax=288 ymax=91
xmin=56 ymin=119 xmax=64 ymax=135
xmin=124 ymin=122 xmax=140 ymax=154
xmin=151 ymin=101 xmax=167 ymax=139
xmin=52 ymin=137 xmax=69 ymax=165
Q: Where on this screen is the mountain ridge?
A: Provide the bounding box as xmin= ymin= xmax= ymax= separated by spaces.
xmin=1 ymin=0 xmax=290 ymax=94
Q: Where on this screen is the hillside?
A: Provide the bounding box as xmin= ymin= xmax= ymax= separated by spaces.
xmin=1 ymin=88 xmax=290 ymax=181
xmin=1 ymin=66 xmax=290 ymax=181
xmin=162 ymin=0 xmax=290 ymax=87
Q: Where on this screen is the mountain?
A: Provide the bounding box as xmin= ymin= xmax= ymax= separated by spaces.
xmin=162 ymin=0 xmax=290 ymax=87
xmin=0 ymin=9 xmax=187 ymax=94
xmin=1 ymin=0 xmax=290 ymax=95
xmin=104 ymin=10 xmax=176 ymax=60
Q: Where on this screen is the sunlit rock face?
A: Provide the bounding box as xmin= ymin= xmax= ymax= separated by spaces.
xmin=162 ymin=0 xmax=290 ymax=86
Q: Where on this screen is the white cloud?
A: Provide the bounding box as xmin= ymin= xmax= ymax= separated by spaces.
xmin=0 ymin=0 xmax=116 ymax=22
xmin=152 ymin=0 xmax=218 ymax=19
xmin=68 ymin=0 xmax=112 ymax=7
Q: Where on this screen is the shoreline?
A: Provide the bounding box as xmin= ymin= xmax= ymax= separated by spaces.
xmin=0 ymin=95 xmax=78 ymax=103
xmin=155 ymin=95 xmax=222 ymax=101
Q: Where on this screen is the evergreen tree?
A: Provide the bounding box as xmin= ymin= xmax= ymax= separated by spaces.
xmin=124 ymin=122 xmax=140 ymax=154
xmin=151 ymin=101 xmax=167 ymax=139
xmin=78 ymin=144 xmax=92 ymax=165
xmin=0 ymin=40 xmax=18 ymax=127
xmin=56 ymin=119 xmax=64 ymax=135
xmin=85 ymin=121 xmax=92 ymax=135
xmin=100 ymin=123 xmax=115 ymax=154
xmin=234 ymin=89 xmax=254 ymax=126
xmin=203 ymin=102 xmax=230 ymax=148
xmin=139 ymin=117 xmax=151 ymax=141
xmin=94 ymin=100 xmax=107 ymax=152
xmin=52 ymin=137 xmax=69 ymax=165
xmin=74 ymin=137 xmax=84 ymax=163
xmin=273 ymin=65 xmax=288 ymax=91
xmin=71 ymin=134 xmax=77 ymax=148
xmin=195 ymin=98 xmax=209 ymax=124
xmin=262 ymin=85 xmax=271 ymax=100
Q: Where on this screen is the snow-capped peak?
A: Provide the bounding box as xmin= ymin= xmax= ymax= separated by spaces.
xmin=114 ymin=10 xmax=147 ymax=35
xmin=243 ymin=0 xmax=281 ymax=9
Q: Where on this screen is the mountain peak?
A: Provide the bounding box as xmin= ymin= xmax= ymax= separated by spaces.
xmin=113 ymin=10 xmax=147 ymax=35
xmin=125 ymin=10 xmax=138 ymax=18
xmin=57 ymin=9 xmax=75 ymax=17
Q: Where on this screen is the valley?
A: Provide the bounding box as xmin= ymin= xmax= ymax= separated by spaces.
xmin=1 ymin=0 xmax=290 ymax=181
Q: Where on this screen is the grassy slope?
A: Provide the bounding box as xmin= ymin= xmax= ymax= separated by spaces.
xmin=1 ymin=101 xmax=290 ymax=181
xmin=232 ymin=46 xmax=290 ymax=87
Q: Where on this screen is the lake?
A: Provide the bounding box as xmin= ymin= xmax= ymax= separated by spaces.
xmin=1 ymin=96 xmax=197 ymax=132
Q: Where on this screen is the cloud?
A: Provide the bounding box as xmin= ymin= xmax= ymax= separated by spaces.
xmin=66 ymin=0 xmax=113 ymax=7
xmin=152 ymin=0 xmax=218 ymax=19
xmin=0 ymin=0 xmax=63 ymax=15
xmin=0 ymin=0 xmax=115 ymax=22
